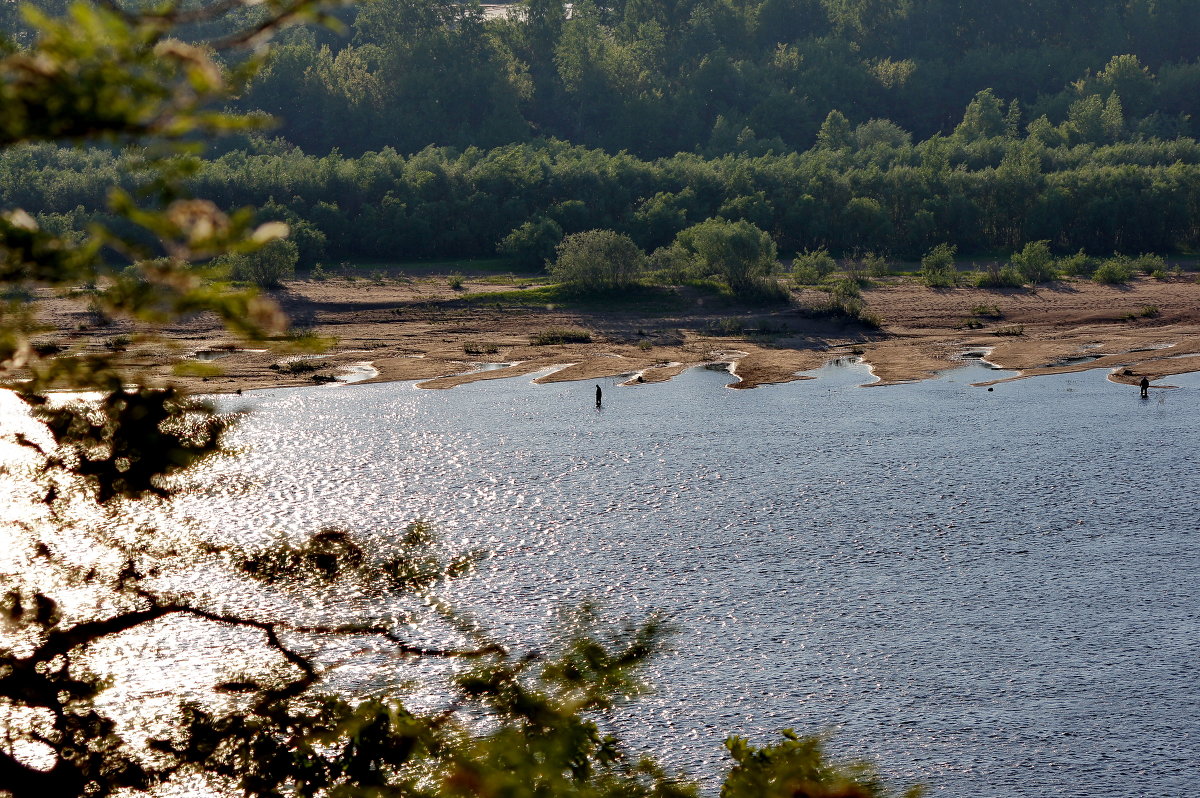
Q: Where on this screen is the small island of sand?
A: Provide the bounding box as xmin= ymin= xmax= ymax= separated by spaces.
xmin=33 ymin=268 xmax=1200 ymax=394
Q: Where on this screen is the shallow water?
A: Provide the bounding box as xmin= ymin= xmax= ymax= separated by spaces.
xmin=48 ymin=363 xmax=1200 ymax=795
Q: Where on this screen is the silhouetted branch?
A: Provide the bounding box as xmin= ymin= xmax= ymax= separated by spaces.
xmin=289 ymin=623 xmax=507 ymax=659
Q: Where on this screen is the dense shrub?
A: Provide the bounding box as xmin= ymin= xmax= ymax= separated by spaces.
xmin=530 ymin=326 xmax=593 ymax=344
xmin=852 ymin=251 xmax=891 ymax=279
xmin=1132 ymin=253 xmax=1167 ymax=275
xmin=793 ymin=247 xmax=838 ymax=285
xmin=1058 ymin=250 xmax=1096 ymax=277
xmin=1011 ymin=240 xmax=1057 ymax=284
xmin=1093 ymin=256 xmax=1136 ymax=284
xmin=675 ymin=218 xmax=778 ymax=296
xmin=975 ymin=263 xmax=1024 ymax=288
xmin=828 ymin=277 xmax=862 ymax=302
xmin=920 ymin=243 xmax=958 ymax=287
xmin=549 ymin=230 xmax=645 ymax=292
xmin=223 ymin=239 xmax=299 ymax=288
xmin=498 ymin=216 xmax=564 ymax=269
xmin=645 ymin=244 xmax=696 ymax=284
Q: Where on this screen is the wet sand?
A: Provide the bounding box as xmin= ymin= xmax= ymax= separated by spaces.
xmin=29 ymin=273 xmax=1200 ymax=393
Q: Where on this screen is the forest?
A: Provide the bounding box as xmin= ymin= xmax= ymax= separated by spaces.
xmin=4 ymin=0 xmax=1200 ymax=265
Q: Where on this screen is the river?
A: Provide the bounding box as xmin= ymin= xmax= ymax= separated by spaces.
xmin=8 ymin=360 xmax=1198 ymax=796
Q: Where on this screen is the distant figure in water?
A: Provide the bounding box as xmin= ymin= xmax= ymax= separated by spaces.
xmin=595 ymin=384 xmax=602 ymax=407
xmin=1140 ymin=376 xmax=1150 ymax=398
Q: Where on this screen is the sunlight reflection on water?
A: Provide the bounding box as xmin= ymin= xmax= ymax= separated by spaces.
xmin=5 ymin=362 xmax=1199 ymax=796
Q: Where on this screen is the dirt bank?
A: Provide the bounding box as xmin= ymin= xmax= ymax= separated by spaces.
xmin=31 ymin=272 xmax=1200 ymax=394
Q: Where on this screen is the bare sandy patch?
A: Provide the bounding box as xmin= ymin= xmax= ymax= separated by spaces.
xmin=23 ymin=272 xmax=1200 ymax=395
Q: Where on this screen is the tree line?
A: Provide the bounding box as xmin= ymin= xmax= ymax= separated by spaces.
xmin=5 ymin=0 xmax=1200 ymax=264
xmin=7 ymin=118 xmax=1200 ymax=267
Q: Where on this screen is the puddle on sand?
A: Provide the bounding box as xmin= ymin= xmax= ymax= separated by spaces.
xmin=954 ymin=350 xmax=1004 ymax=370
xmin=335 ymin=362 xmax=379 ymax=384
xmin=468 ymin=362 xmax=517 ymax=372
xmin=1041 ymin=355 xmax=1102 ymax=368
xmin=192 ymin=349 xmax=233 ymax=361
xmin=1127 ymin=342 xmax=1177 ymax=352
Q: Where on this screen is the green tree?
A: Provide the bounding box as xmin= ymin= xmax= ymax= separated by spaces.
xmin=674 ymin=218 xmax=778 ymax=296
xmin=920 ymin=242 xmax=958 ymax=287
xmin=955 ymin=89 xmax=1006 ymax=140
xmin=1010 ymin=240 xmax=1056 ymax=284
xmin=841 ymin=196 xmax=892 ymax=249
xmin=1095 ymin=54 xmax=1154 ymax=117
xmin=226 ymin=237 xmax=300 ymax=288
xmin=549 ymin=228 xmax=646 ymax=291
xmin=854 ymin=118 xmax=911 ymax=149
xmin=1067 ymin=94 xmax=1106 ymax=144
xmin=821 ymin=0 xmax=909 ymax=40
xmin=1100 ymin=92 xmax=1125 ymax=141
xmin=634 ymin=190 xmax=696 ymax=249
xmin=499 ymin=215 xmax=564 ymax=268
xmin=717 ymin=191 xmax=774 ymax=231
xmin=816 ymin=109 xmax=854 ymax=149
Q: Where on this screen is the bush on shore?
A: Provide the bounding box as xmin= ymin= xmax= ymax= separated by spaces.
xmin=920 ymin=243 xmax=958 ymax=287
xmin=549 ymin=229 xmax=645 ymax=292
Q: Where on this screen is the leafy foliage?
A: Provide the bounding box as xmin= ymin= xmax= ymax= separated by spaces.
xmin=1093 ymin=256 xmax=1136 ymax=284
xmin=919 ymin=243 xmax=958 ymax=288
xmin=11 ymin=130 xmax=1200 ymax=266
xmin=974 ymin=263 xmax=1024 ymax=289
xmin=722 ymin=730 xmax=923 ymax=798
xmin=793 ymin=247 xmax=838 ymax=285
xmin=499 ymin=215 xmax=564 ymax=269
xmin=675 ymin=218 xmax=778 ymax=297
xmin=530 ymin=325 xmax=593 ymax=345
xmin=549 ymin=229 xmax=645 ymax=292
xmin=4 ymin=0 xmax=1200 ymax=266
xmin=1009 ymin=240 xmax=1056 ymax=284
xmin=223 ymin=237 xmax=300 ymax=288
xmin=191 ymin=0 xmax=1200 ymax=158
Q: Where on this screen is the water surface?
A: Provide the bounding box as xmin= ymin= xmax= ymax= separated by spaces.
xmin=148 ymin=363 xmax=1200 ymax=795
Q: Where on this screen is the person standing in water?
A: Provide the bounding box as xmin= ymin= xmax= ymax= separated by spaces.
xmin=596 ymin=384 xmax=602 ymax=407
xmin=1140 ymin=376 xmax=1150 ymax=398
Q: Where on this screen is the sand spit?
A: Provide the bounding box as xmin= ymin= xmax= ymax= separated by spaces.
xmin=24 ymin=273 xmax=1200 ymax=394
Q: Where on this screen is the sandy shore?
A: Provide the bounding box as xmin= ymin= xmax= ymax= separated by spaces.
xmin=28 ymin=272 xmax=1200 ymax=394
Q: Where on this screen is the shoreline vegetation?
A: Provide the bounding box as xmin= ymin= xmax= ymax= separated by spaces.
xmin=38 ymin=263 xmax=1200 ymax=395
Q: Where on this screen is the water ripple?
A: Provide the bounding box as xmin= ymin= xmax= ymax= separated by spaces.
xmin=101 ymin=363 xmax=1200 ymax=796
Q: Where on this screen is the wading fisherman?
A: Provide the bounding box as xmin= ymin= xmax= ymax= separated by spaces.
xmin=596 ymin=384 xmax=602 ymax=407
xmin=1140 ymin=376 xmax=1150 ymax=398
